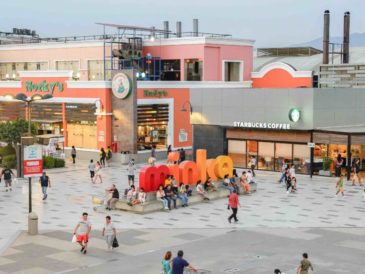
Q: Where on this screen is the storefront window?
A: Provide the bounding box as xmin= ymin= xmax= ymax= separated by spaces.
xmin=228 ymin=140 xmax=246 ymax=168
xmin=275 ymin=143 xmax=292 ymax=171
xmin=184 ymin=59 xmax=202 ymax=81
xmin=258 ymin=142 xmax=274 ymax=170
xmin=137 ymin=104 xmax=169 ymax=151
xmin=293 ymin=144 xmax=310 ymax=174
xmin=247 ymin=140 xmax=258 ymax=168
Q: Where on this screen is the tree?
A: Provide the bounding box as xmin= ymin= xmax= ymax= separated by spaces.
xmin=0 ymin=119 xmax=37 ymax=146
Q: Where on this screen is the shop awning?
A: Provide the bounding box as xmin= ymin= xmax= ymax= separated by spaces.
xmin=314 ymin=125 xmax=365 ymax=134
xmin=0 ymin=96 xmax=100 ymax=104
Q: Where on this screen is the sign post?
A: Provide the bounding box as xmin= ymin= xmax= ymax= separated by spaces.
xmin=23 ymin=145 xmax=43 ymax=213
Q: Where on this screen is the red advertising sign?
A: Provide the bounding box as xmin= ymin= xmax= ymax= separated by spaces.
xmin=23 ymin=145 xmax=43 ymax=178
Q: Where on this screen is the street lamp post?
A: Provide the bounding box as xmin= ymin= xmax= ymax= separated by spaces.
xmin=7 ymin=93 xmax=53 ymax=213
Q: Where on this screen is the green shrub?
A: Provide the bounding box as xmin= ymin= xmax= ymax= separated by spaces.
xmin=43 ymin=156 xmax=55 ymax=169
xmin=54 ymin=158 xmax=65 ymax=168
xmin=0 ymin=145 xmax=15 ymax=157
xmin=322 ymin=157 xmax=333 ymax=171
xmin=2 ymin=154 xmax=16 ymax=169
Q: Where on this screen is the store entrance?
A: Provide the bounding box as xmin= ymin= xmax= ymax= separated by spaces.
xmin=137 ymin=104 xmax=169 ymax=151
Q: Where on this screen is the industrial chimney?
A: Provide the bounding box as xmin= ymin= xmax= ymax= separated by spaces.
xmin=343 ymin=11 xmax=350 ymax=64
xmin=176 ymin=21 xmax=182 ymax=38
xmin=163 ymin=21 xmax=169 ymax=38
xmin=323 ymin=10 xmax=330 ymax=64
xmin=193 ymin=19 xmax=199 ymax=37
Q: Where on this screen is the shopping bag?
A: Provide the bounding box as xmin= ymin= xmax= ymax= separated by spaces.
xmin=71 ymin=234 xmax=77 ymax=243
xmin=112 ymin=236 xmax=119 ymax=248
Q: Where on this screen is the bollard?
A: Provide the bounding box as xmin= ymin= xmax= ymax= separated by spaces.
xmin=28 ymin=212 xmax=38 ymax=235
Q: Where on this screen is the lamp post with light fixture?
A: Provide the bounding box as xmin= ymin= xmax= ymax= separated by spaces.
xmin=180 ymin=101 xmax=194 ymax=159
xmin=5 ymin=93 xmax=53 ymax=214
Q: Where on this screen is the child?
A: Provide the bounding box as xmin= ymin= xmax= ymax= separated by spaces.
xmin=335 ymin=174 xmax=345 ymax=197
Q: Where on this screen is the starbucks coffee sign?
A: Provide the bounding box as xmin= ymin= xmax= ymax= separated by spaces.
xmin=233 ymin=121 xmax=291 ymax=130
xmin=112 ymin=73 xmax=132 ymax=99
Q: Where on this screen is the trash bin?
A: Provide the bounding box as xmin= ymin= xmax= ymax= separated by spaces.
xmin=121 ymin=151 xmax=130 ymax=165
xmin=28 ymin=212 xmax=38 ymax=235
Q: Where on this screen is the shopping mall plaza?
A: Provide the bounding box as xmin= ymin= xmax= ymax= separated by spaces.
xmin=1 ymin=20 xmax=365 ymax=176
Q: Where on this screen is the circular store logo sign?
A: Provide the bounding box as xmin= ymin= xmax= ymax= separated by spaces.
xmin=288 ymin=108 xmax=301 ymax=122
xmin=112 ymin=73 xmax=132 ymax=99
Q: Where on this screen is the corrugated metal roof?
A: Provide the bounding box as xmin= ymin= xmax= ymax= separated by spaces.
xmin=253 ymin=47 xmax=365 ymax=73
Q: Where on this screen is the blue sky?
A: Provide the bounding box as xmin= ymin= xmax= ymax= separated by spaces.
xmin=1 ymin=0 xmax=364 ymax=47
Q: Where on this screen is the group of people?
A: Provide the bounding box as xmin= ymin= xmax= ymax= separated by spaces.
xmin=278 ymin=160 xmax=298 ymax=194
xmin=156 ymin=175 xmax=190 ymax=210
xmin=73 ymin=212 xmax=117 ymax=254
xmin=162 ymin=250 xmax=197 ymax=274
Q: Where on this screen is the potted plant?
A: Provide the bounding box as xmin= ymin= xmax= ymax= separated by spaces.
xmin=319 ymin=157 xmax=332 ymax=176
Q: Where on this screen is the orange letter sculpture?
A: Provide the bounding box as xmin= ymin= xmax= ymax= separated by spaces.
xmin=196 ymin=149 xmax=207 ymax=183
xmin=214 ymin=156 xmax=233 ymax=179
xmin=206 ymin=159 xmax=218 ymax=181
xmin=139 ymin=165 xmax=170 ymax=192
xmin=179 ymin=161 xmax=199 ymax=185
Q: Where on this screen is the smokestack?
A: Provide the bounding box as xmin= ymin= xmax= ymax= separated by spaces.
xmin=323 ymin=10 xmax=330 ymax=64
xmin=176 ymin=21 xmax=182 ymax=38
xmin=193 ymin=19 xmax=199 ymax=37
xmin=163 ymin=21 xmax=169 ymax=38
xmin=343 ymin=11 xmax=350 ymax=64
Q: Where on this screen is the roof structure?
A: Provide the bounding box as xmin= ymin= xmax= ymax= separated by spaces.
xmin=254 ymin=47 xmax=365 ymax=73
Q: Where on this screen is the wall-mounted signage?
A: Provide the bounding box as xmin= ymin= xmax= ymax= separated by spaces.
xmin=25 ymin=80 xmax=64 ymax=94
xmin=179 ymin=129 xmax=188 ymax=142
xmin=143 ymin=89 xmax=168 ymax=97
xmin=289 ymin=108 xmax=301 ymax=122
xmin=233 ymin=121 xmax=291 ymax=130
xmin=112 ymin=73 xmax=132 ymax=99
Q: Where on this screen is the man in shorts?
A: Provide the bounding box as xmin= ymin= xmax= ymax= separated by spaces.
xmin=73 ymin=212 xmax=92 ymax=254
xmin=1 ymin=167 xmax=14 ymax=192
xmin=88 ymin=159 xmax=96 ymax=183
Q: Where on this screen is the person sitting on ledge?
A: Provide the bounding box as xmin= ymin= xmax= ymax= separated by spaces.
xmin=223 ymin=174 xmax=235 ymax=194
xmin=176 ymin=182 xmax=189 ymax=207
xmin=204 ymin=177 xmax=216 ymax=192
xmin=196 ymin=180 xmax=210 ymax=200
xmin=126 ymin=185 xmax=138 ymax=206
xmin=105 ymin=184 xmax=119 ymax=211
xmin=185 ymin=184 xmax=193 ymax=196
xmin=164 ymin=175 xmax=173 ymax=188
xmin=240 ymin=171 xmax=251 ymax=194
xmin=132 ymin=187 xmax=146 ymax=205
xmin=165 ymin=184 xmax=177 ymax=210
xmin=156 ymin=184 xmax=169 ymax=210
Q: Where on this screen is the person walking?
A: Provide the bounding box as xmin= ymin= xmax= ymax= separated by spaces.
xmin=73 ymin=212 xmax=91 ymax=255
xmin=100 ymin=148 xmax=106 ymax=167
xmin=1 ymin=166 xmax=14 ymax=192
xmin=93 ymin=161 xmax=103 ymax=184
xmin=335 ymin=174 xmax=345 ymax=197
xmin=180 ymin=148 xmax=186 ymax=162
xmin=39 ymin=171 xmax=51 ymax=200
xmin=106 ymin=146 xmax=112 ymax=166
xmin=228 ymin=189 xmax=240 ymax=223
xmin=351 ymin=159 xmax=362 ymax=186
xmin=102 ymin=216 xmax=116 ymax=250
xmin=296 ymin=253 xmax=314 ymax=274
xmin=250 ymin=155 xmax=256 ymax=177
xmin=335 ymin=154 xmax=343 ymax=177
xmin=127 ymin=159 xmax=136 ymax=185
xmin=71 ymin=146 xmax=77 ymax=164
xmin=88 ymin=159 xmax=96 ymax=183
xmin=278 ymin=160 xmax=288 ymax=183
xmin=161 ymin=251 xmax=172 ymax=274
xmin=171 ymin=250 xmax=197 ymax=274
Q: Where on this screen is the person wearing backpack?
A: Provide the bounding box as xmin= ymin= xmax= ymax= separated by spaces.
xmin=1 ymin=167 xmax=14 ymax=192
xmin=39 ymin=171 xmax=51 ymax=200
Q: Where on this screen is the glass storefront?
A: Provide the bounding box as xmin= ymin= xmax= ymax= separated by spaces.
xmin=228 ymin=139 xmax=310 ymax=174
xmin=137 ymin=104 xmax=169 ymax=151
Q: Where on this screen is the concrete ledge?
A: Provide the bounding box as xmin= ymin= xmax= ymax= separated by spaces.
xmin=92 ymin=182 xmax=257 ymax=214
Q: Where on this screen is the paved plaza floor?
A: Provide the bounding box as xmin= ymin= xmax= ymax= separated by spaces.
xmin=0 ymin=161 xmax=365 ymax=273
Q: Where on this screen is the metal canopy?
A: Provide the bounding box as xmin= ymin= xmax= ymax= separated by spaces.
xmin=95 ymin=23 xmax=166 ymax=33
